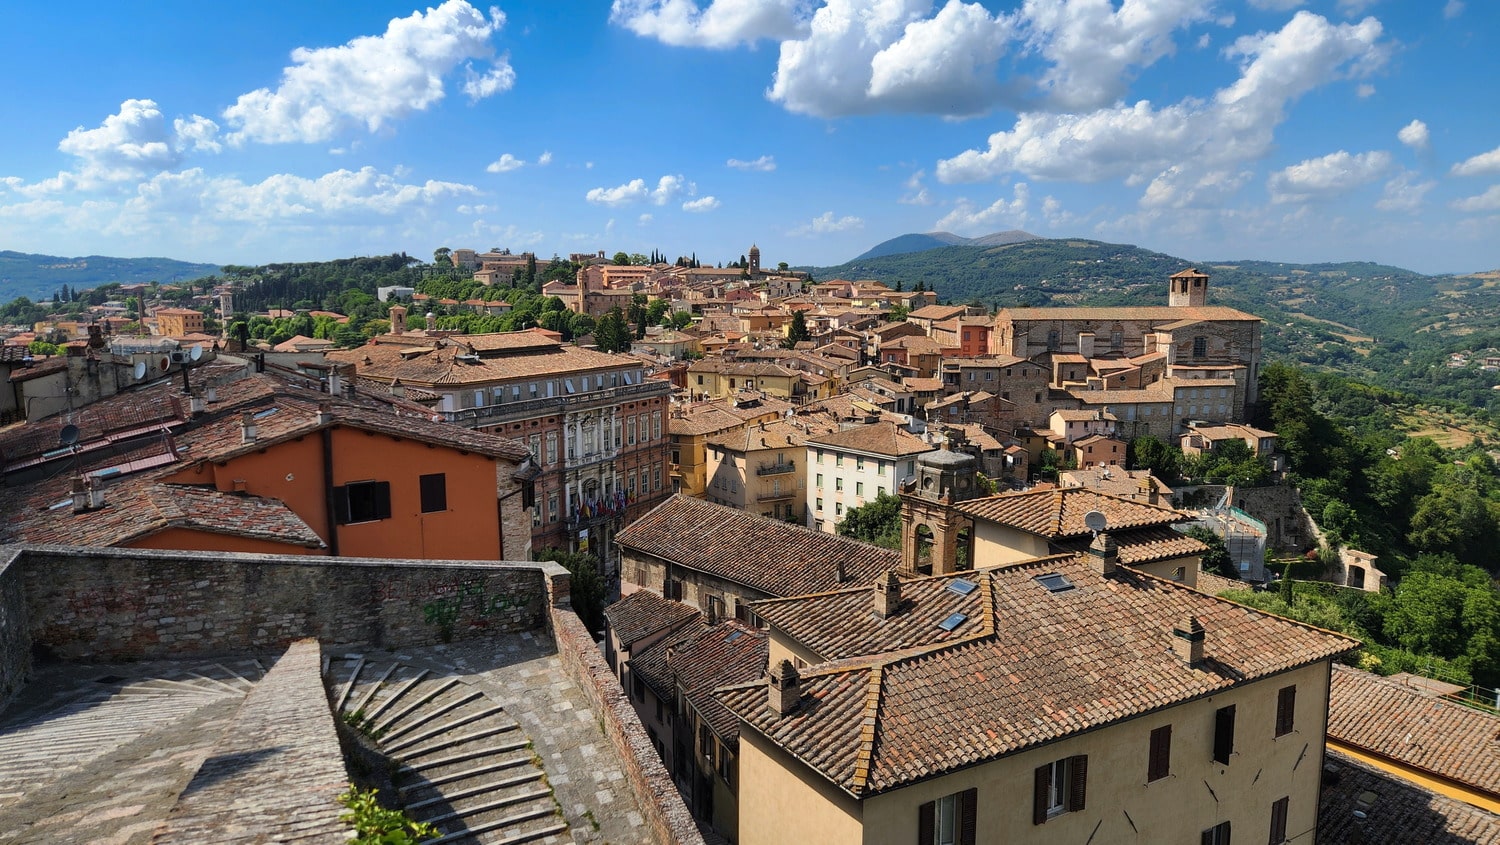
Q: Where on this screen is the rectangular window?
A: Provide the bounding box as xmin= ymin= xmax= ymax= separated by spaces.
xmin=546 ymin=432 xmax=558 ymax=465
xmin=1148 ymin=725 xmax=1172 ymax=782
xmin=816 ymin=498 xmax=823 ymax=511
xmin=1269 ymin=797 xmax=1289 ymax=844
xmin=856 ymin=481 xmax=864 ymax=496
xmin=1214 ymin=705 xmax=1236 ymax=765
xmin=419 ymin=473 xmax=447 ymax=513
xmin=653 ymin=411 xmax=662 ymax=441
xmin=1033 ymin=755 xmax=1086 ymax=824
xmin=547 ymin=493 xmax=559 ymax=523
xmin=1275 ymin=686 xmax=1296 ymax=737
xmin=1193 ymin=336 xmax=1208 ymax=358
xmin=529 ymin=434 xmax=541 ymax=461
xmin=836 ymin=455 xmax=844 ymax=467
xmin=835 ymin=478 xmax=843 ymax=490
xmin=816 ymin=473 xmax=824 ymax=487
xmin=877 ymin=461 xmax=886 ymax=476
xmin=631 ymin=672 xmax=644 ymax=702
xmin=334 ymin=480 xmax=392 ymax=524
xmin=835 ymin=502 xmax=843 ymax=516
xmin=918 ymin=788 xmax=976 ymax=845
xmin=1202 ymin=821 xmax=1231 ymax=845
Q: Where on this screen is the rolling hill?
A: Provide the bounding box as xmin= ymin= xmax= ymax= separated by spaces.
xmin=852 ymin=229 xmax=1038 ymax=261
xmin=0 ymin=250 xmax=221 ymax=304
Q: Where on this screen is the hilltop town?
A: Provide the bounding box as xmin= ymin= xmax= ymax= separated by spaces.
xmin=2 ymin=246 xmax=1498 ymax=844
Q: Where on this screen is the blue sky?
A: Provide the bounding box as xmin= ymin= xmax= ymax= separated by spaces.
xmin=1 ymin=1 xmax=1495 ymax=274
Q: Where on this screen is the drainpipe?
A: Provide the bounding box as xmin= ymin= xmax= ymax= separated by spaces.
xmin=322 ymin=426 xmax=340 ymax=556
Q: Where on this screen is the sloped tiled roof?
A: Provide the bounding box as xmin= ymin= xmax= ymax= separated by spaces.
xmin=604 ymin=591 xmax=701 ymax=650
xmin=658 ymin=620 xmax=768 ymax=743
xmin=617 ymin=496 xmax=900 ymax=598
xmin=1329 ymin=665 xmax=1500 ymax=796
xmin=1000 ymin=305 xmax=1260 ymax=323
xmin=804 ymin=422 xmax=934 ymax=459
xmin=718 ymin=555 xmax=1356 ymax=796
xmin=1319 ymin=751 xmax=1500 ymax=844
xmin=1056 ymin=523 xmax=1207 ymax=566
xmin=955 ymin=488 xmax=1189 ymax=540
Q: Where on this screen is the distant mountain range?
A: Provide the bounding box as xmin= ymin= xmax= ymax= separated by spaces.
xmin=852 ymin=230 xmax=1039 ymax=261
xmin=0 ymin=250 xmax=221 ymax=304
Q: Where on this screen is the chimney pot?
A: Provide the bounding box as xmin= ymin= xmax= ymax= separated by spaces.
xmin=1089 ymin=532 xmax=1118 ymax=576
xmin=874 ymin=569 xmax=902 ymax=618
xmin=1172 ymin=614 xmax=1206 ymax=666
xmin=768 ymin=659 xmax=801 ymax=717
xmin=317 ymin=401 xmax=333 ymax=425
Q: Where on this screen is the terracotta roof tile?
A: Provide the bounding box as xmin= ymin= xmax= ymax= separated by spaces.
xmin=604 ymin=591 xmax=701 ymax=649
xmin=1329 ymin=665 xmax=1500 ymax=795
xmin=1000 ymin=305 xmax=1260 ymax=323
xmin=617 ymin=495 xmax=900 ymax=598
xmin=1319 ymin=751 xmax=1500 ymax=844
xmin=719 ymin=556 xmax=1355 ymax=796
xmin=955 ymin=488 xmax=1189 ymax=539
xmin=804 ymin=422 xmax=934 ymax=458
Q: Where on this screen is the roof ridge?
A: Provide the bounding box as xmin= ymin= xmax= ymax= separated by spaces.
xmin=849 ymin=664 xmax=884 ymax=795
xmin=1132 ymin=566 xmax=1362 ymax=648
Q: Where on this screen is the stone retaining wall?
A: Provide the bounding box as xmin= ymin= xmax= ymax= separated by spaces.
xmin=13 ymin=545 xmax=551 ymax=663
xmin=152 ymin=638 xmax=349 ymax=844
xmin=0 ymin=547 xmax=30 ymax=713
xmin=544 ymin=574 xmax=705 ymax=845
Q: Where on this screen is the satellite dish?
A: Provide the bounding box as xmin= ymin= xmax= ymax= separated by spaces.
xmin=133 ymin=361 xmax=147 ymax=380
xmin=59 ymin=424 xmax=81 ymax=447
xmin=188 ymin=344 xmax=204 ymax=362
xmin=1084 ymin=510 xmax=1108 ymax=535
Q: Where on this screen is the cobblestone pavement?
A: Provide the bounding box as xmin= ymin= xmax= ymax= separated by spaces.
xmin=405 ymin=632 xmax=653 ymax=845
xmin=0 ymin=660 xmax=258 ymax=845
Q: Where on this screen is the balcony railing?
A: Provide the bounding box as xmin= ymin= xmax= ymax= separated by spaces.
xmin=756 ymin=460 xmax=796 ymax=477
xmin=757 ymin=489 xmax=795 ymax=502
xmin=440 ymin=380 xmax=670 ymax=427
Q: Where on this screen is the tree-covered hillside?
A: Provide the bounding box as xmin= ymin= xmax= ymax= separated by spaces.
xmin=0 ymin=250 xmax=220 ymax=303
xmin=813 ymin=239 xmax=1500 ymax=414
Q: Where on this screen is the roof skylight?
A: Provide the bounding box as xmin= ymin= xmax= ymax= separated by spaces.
xmin=938 ymin=612 xmax=968 ymax=632
xmin=1035 ymin=573 xmax=1075 ymax=593
xmin=946 ymin=578 xmax=978 ymax=596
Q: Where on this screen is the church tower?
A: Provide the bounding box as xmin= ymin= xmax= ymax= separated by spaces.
xmin=1168 ymin=268 xmax=1210 ymax=307
xmin=748 ymin=244 xmax=761 ymax=278
xmin=899 ymin=430 xmax=981 ymax=576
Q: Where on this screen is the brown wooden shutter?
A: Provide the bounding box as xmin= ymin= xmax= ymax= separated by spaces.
xmin=1276 ymin=686 xmax=1296 ymax=737
xmin=1149 ymin=725 xmax=1172 ymax=781
xmin=1270 ymin=796 xmax=1289 ymax=844
xmin=959 ymin=788 xmax=977 ymax=845
xmin=1033 ymin=764 xmax=1050 ymax=825
xmin=1214 ymin=705 xmax=1236 ymax=764
xmin=1067 ymin=755 xmax=1088 ymax=812
xmin=918 ymin=800 xmax=935 ymax=845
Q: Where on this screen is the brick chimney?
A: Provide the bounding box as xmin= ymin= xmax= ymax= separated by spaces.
xmin=1089 ymin=532 xmax=1118 ymax=576
xmin=389 ymin=304 xmax=407 ymax=335
xmin=1139 ymin=477 xmax=1159 ymax=505
xmin=874 ymin=570 xmax=902 ymax=619
xmin=1172 ymin=615 xmax=1206 ymax=666
xmin=317 ymin=401 xmax=333 ymax=426
xmin=241 ymin=411 xmax=257 ymax=444
xmin=768 ymin=659 xmax=801 ymax=717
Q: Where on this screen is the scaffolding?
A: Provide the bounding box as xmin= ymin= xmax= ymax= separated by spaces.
xmin=1184 ymin=504 xmax=1268 ymax=583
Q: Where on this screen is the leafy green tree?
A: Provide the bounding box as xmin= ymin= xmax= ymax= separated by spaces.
xmin=1127 ymin=436 xmax=1180 ymax=480
xmin=536 ymin=548 xmax=605 ymax=634
xmin=667 ymin=310 xmax=693 ymax=330
xmin=433 ymin=246 xmax=451 ymax=266
xmin=594 ymin=307 xmax=631 ymax=353
xmin=629 ymin=253 xmax=649 ymax=266
xmin=888 ymin=304 xmax=910 ymax=322
xmin=26 ymin=340 xmax=60 ymax=356
xmin=612 ymin=251 xmax=631 ymax=265
xmin=782 ymin=310 xmax=810 ymax=348
xmin=1185 ymin=526 xmax=1238 ymax=579
xmin=1383 ymin=570 xmax=1474 ymax=657
xmin=837 ymin=492 xmax=902 ymax=550
xmin=646 ymin=298 xmax=670 ymax=326
xmin=568 ymin=312 xmax=596 ymax=340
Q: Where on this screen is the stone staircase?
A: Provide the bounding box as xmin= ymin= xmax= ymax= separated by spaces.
xmin=0 ymin=659 xmax=264 ymax=808
xmin=324 ymin=653 xmax=568 ymax=845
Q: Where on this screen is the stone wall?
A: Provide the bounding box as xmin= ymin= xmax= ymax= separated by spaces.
xmin=15 ymin=545 xmax=550 ymax=662
xmin=0 ymin=547 xmax=31 ymax=713
xmin=1229 ymin=484 xmax=1317 ymax=553
xmin=544 ymin=572 xmax=705 ymax=845
xmin=152 ymin=639 xmax=349 ymax=844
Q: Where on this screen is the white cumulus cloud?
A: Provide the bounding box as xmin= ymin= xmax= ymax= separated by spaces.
xmin=537 ymin=151 xmax=553 ymax=166
xmin=223 ymin=1 xmax=512 ymax=145
xmin=57 ymin=99 xmax=182 ymax=185
xmin=727 ymin=155 xmax=776 ymax=171
xmin=610 ymin=0 xmax=814 ymax=47
xmin=1267 ymin=150 xmax=1392 ymax=203
xmin=769 ymin=0 xmax=1015 ymax=118
xmin=683 ymin=196 xmax=721 ymax=212
xmin=1444 ymin=0 xmax=1465 ymax=19
xmin=1452 ymin=146 xmax=1500 ymax=178
xmin=1452 ymin=185 xmax=1500 ymax=213
xmin=1374 ymin=171 xmax=1435 ymax=213
xmin=789 ymin=210 xmax=863 ymax=236
xmin=586 ymin=174 xmax=692 ymax=206
xmin=937 ymin=10 xmax=1387 ymax=214
xmin=935 ymin=183 xmax=1030 ymax=232
xmin=486 ymin=153 xmax=525 ymax=173
xmin=1396 ymin=119 xmax=1429 ymax=151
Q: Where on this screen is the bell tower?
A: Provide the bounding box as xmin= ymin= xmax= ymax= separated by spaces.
xmin=899 ymin=430 xmax=981 ymax=576
xmin=748 ymin=244 xmax=761 ymax=278
xmin=1168 ymin=268 xmax=1209 ymax=307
